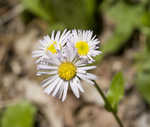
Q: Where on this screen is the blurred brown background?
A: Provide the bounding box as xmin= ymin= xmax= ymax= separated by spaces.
xmin=0 ymin=0 xmax=150 ymax=127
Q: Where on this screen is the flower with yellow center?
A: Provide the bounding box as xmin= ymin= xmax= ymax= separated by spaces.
xmin=70 ymin=30 xmax=102 ymax=63
xmin=32 ymin=29 xmax=70 ymax=63
xmin=36 ymin=46 xmax=97 ymax=101
xmin=47 ymin=41 xmax=57 ymax=54
xmin=33 ymin=29 xmax=102 ymax=101
xmin=75 ymin=41 xmax=89 ymax=56
xmin=58 ymin=62 xmax=76 ymax=80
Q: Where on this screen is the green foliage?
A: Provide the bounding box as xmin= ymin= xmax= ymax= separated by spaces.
xmin=100 ymin=1 xmax=144 ymax=54
xmin=135 ymin=7 xmax=150 ymax=103
xmin=95 ymin=1 xmax=150 ymax=63
xmin=21 ymin=0 xmax=98 ymax=29
xmin=1 ymin=101 xmax=36 ymax=127
xmin=22 ymin=0 xmax=53 ymax=22
xmin=106 ymin=72 xmax=124 ymax=113
xmin=136 ymin=60 xmax=150 ymax=104
xmin=141 ymin=11 xmax=150 ymax=28
xmin=135 ymin=39 xmax=150 ymax=104
xmin=94 ymin=54 xmax=104 ymax=64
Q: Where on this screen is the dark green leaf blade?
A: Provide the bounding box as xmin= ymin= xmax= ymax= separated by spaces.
xmin=106 ymin=72 xmax=124 ymax=113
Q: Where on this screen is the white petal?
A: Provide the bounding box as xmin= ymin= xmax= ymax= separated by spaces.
xmin=44 ymin=77 xmax=60 ymax=95
xmin=62 ymin=81 xmax=69 ymax=101
xmin=43 ymin=57 xmax=59 ymax=65
xmin=59 ymin=29 xmax=70 ymax=44
xmin=51 ymin=31 xmax=55 ymax=40
xmin=32 ymin=50 xmax=43 ymax=54
xmin=58 ymin=81 xmax=65 ymax=99
xmin=91 ymin=50 xmax=102 ymax=56
xmin=77 ymin=73 xmax=94 ymax=85
xmin=55 ymin=31 xmax=61 ymax=42
xmin=52 ymin=79 xmax=63 ymax=96
xmin=41 ymin=75 xmax=59 ymax=87
xmin=35 ymin=57 xmax=45 ymax=64
xmin=77 ymin=68 xmax=86 ymax=74
xmin=78 ymin=66 xmax=96 ymax=71
xmin=47 ymin=51 xmax=61 ymax=65
xmin=37 ymin=65 xmax=58 ymax=70
xmin=73 ymin=77 xmax=84 ymax=93
xmin=86 ymin=73 xmax=97 ymax=80
xmin=65 ymin=43 xmax=76 ymax=61
xmin=87 ymin=55 xmax=95 ymax=63
xmin=36 ymin=71 xmax=57 ymax=76
xmin=76 ymin=83 xmax=84 ymax=93
xmin=75 ymin=60 xmax=87 ymax=67
xmin=44 ymin=35 xmax=51 ymax=42
xmin=70 ymin=80 xmax=80 ymax=98
xmin=32 ymin=51 xmax=44 ymax=58
xmin=60 ymin=29 xmax=67 ymax=39
xmin=39 ymin=40 xmax=46 ymax=46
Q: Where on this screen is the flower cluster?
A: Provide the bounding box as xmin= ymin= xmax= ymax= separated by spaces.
xmin=32 ymin=29 xmax=101 ymax=101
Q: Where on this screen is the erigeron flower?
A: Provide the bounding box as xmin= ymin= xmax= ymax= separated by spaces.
xmin=69 ymin=30 xmax=102 ymax=63
xmin=32 ymin=29 xmax=70 ymax=63
xmin=37 ymin=46 xmax=97 ymax=101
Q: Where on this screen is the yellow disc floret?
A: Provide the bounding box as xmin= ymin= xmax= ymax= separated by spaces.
xmin=58 ymin=62 xmax=76 ymax=80
xmin=75 ymin=41 xmax=89 ymax=56
xmin=47 ymin=41 xmax=57 ymax=54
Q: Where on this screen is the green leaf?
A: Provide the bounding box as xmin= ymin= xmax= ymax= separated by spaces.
xmin=106 ymin=72 xmax=124 ymax=113
xmin=1 ymin=101 xmax=36 ymax=127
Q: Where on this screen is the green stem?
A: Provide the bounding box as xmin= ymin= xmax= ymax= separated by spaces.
xmin=93 ymin=80 xmax=124 ymax=127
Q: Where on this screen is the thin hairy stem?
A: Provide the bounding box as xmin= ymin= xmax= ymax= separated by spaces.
xmin=93 ymin=80 xmax=124 ymax=127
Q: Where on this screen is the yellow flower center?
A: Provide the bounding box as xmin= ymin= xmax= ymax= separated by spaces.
xmin=75 ymin=41 xmax=89 ymax=56
xmin=47 ymin=41 xmax=57 ymax=54
xmin=58 ymin=62 xmax=76 ymax=80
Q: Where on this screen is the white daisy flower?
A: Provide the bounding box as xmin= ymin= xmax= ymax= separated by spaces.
xmin=37 ymin=47 xmax=97 ymax=101
xmin=32 ymin=29 xmax=70 ymax=63
xmin=69 ymin=30 xmax=102 ymax=63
